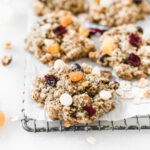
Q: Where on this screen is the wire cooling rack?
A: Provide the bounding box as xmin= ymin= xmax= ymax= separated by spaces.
xmin=21 ymin=113 xmax=150 ymax=132
xmin=21 ymin=105 xmax=150 ymax=132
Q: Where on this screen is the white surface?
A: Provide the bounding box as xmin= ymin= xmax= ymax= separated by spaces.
xmin=1 ymin=0 xmax=150 ymax=150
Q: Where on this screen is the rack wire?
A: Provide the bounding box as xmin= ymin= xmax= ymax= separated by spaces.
xmin=21 ymin=107 xmax=150 ymax=132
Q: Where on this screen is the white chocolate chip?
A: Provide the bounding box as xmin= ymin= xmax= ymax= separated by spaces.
xmin=54 ymin=59 xmax=68 ymax=71
xmin=87 ymin=137 xmax=97 ymax=144
xmin=91 ymin=67 xmax=100 ymax=76
xmin=60 ymin=93 xmax=72 ymax=106
xmin=44 ymin=39 xmax=54 ymax=47
xmin=99 ymin=90 xmax=112 ymax=100
xmin=41 ymin=24 xmax=51 ymax=31
xmin=100 ymin=0 xmax=114 ymax=6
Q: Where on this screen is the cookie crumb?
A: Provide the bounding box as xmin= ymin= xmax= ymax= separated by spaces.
xmin=4 ymin=42 xmax=13 ymax=50
xmin=144 ymin=90 xmax=150 ymax=99
xmin=134 ymin=78 xmax=149 ymax=88
xmin=87 ymin=137 xmax=96 ymax=144
xmin=1 ymin=56 xmax=12 ymax=66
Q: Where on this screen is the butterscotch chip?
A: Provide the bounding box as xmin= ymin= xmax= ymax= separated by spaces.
xmin=2 ymin=56 xmax=12 ymax=66
xmin=4 ymin=42 xmax=12 ymax=50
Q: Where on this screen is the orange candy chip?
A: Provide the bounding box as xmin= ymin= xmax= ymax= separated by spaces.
xmin=60 ymin=16 xmax=72 ymax=27
xmin=69 ymin=71 xmax=83 ymax=82
xmin=0 ymin=110 xmax=5 ymax=127
xmin=94 ymin=0 xmax=100 ymax=3
xmin=101 ymin=37 xmax=115 ymax=56
xmin=46 ymin=42 xmax=60 ymax=53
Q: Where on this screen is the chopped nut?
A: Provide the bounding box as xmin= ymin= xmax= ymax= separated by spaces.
xmin=4 ymin=42 xmax=13 ymax=50
xmin=2 ymin=56 xmax=12 ymax=66
xmin=144 ymin=90 xmax=150 ymax=99
xmin=100 ymin=70 xmax=112 ymax=78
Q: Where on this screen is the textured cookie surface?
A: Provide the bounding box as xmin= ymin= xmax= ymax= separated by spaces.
xmin=89 ymin=0 xmax=150 ymax=27
xmin=32 ymin=0 xmax=87 ymax=16
xmin=89 ymin=24 xmax=150 ymax=80
xmin=26 ymin=11 xmax=95 ymax=65
xmin=31 ymin=60 xmax=119 ymax=126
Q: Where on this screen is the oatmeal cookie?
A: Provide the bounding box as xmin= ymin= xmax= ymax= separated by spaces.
xmin=89 ymin=24 xmax=150 ymax=80
xmin=25 ymin=11 xmax=95 ymax=65
xmin=89 ymin=0 xmax=150 ymax=27
xmin=30 ymin=60 xmax=119 ymax=126
xmin=32 ymin=0 xmax=87 ymax=16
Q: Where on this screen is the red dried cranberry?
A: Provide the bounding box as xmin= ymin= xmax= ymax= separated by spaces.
xmin=133 ymin=0 xmax=142 ymax=4
xmin=85 ymin=105 xmax=96 ymax=117
xmin=99 ymin=54 xmax=109 ymax=63
xmin=72 ymin=63 xmax=84 ymax=72
xmin=129 ymin=33 xmax=142 ymax=47
xmin=44 ymin=75 xmax=58 ymax=87
xmin=137 ymin=26 xmax=143 ymax=34
xmin=128 ymin=53 xmax=141 ymax=67
xmin=89 ymin=28 xmax=107 ymax=37
xmin=53 ymin=26 xmax=67 ymax=36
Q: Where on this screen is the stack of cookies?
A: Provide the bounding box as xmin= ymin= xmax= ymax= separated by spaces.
xmin=26 ymin=0 xmax=150 ymax=127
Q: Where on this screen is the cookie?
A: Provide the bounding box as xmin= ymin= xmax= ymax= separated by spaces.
xmin=89 ymin=24 xmax=150 ymax=80
xmin=32 ymin=0 xmax=87 ymax=16
xmin=25 ymin=11 xmax=95 ymax=65
xmin=30 ymin=60 xmax=119 ymax=126
xmin=89 ymin=0 xmax=150 ymax=27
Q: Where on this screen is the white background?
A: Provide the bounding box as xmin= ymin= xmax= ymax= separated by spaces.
xmin=0 ymin=0 xmax=150 ymax=150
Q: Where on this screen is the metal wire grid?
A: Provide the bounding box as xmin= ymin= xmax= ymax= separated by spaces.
xmin=21 ymin=113 xmax=150 ymax=132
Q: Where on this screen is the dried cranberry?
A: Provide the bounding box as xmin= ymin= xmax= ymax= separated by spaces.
xmin=129 ymin=33 xmax=142 ymax=47
xmin=85 ymin=105 xmax=96 ymax=117
xmin=88 ymin=28 xmax=107 ymax=37
xmin=44 ymin=75 xmax=58 ymax=87
xmin=99 ymin=54 xmax=109 ymax=63
xmin=133 ymin=0 xmax=142 ymax=4
xmin=128 ymin=53 xmax=141 ymax=67
xmin=53 ymin=26 xmax=67 ymax=36
xmin=137 ymin=26 xmax=143 ymax=34
xmin=72 ymin=63 xmax=84 ymax=72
